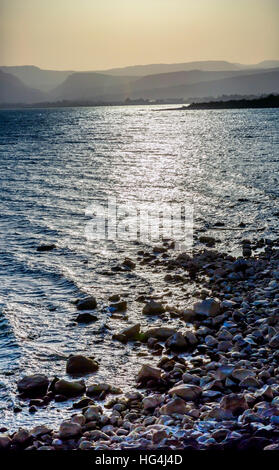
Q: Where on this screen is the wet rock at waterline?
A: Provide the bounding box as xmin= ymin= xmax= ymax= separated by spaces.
xmin=137 ymin=364 xmax=162 ymax=382
xmin=59 ymin=421 xmax=82 ymax=439
xmin=142 ymin=300 xmax=165 ymax=315
xmin=7 ymin=240 xmax=279 ymax=450
xmin=17 ymin=375 xmax=49 ymax=398
xmin=193 ymin=298 xmax=221 ymax=317
xmin=54 ymin=379 xmax=86 ymax=397
xmin=66 ymin=355 xmax=99 ymax=375
xmin=76 ymin=296 xmax=97 ymax=311
xmin=113 ymin=323 xmax=141 ymax=342
xmin=36 ymin=244 xmax=56 ymax=252
xmin=75 ymin=313 xmax=98 ymax=323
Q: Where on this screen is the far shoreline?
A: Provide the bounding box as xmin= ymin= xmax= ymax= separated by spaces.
xmin=1 ymin=94 xmax=279 ymax=111
xmin=156 ymin=94 xmax=279 ymax=111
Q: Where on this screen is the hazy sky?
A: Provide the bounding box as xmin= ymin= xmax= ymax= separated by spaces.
xmin=0 ymin=0 xmax=278 ymax=70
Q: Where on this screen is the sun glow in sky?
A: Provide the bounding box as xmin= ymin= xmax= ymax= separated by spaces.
xmin=0 ymin=0 xmax=278 ymax=70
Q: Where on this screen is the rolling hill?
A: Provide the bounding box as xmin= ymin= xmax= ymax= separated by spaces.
xmin=0 ymin=66 xmax=73 ymax=92
xmin=51 ymin=68 xmax=279 ymax=103
xmin=99 ymin=59 xmax=279 ymax=77
xmin=0 ymin=70 xmax=46 ymax=104
xmin=50 ymin=72 xmax=137 ymax=101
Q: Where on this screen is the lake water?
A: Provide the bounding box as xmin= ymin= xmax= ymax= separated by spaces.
xmin=0 ymin=105 xmax=278 ymax=430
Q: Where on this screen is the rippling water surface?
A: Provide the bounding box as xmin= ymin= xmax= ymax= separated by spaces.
xmin=0 ymin=105 xmax=278 ymax=429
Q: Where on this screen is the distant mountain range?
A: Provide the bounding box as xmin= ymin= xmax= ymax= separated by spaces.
xmin=0 ymin=60 xmax=279 ymax=105
xmin=99 ymin=59 xmax=279 ymax=76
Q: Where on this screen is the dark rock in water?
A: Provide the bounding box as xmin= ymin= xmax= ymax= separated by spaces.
xmin=76 ymin=296 xmax=97 ymax=310
xmin=122 ymin=258 xmax=136 ymax=269
xmin=214 ymin=222 xmax=225 ymax=227
xmin=17 ymin=374 xmax=49 ymax=398
xmin=153 ymin=245 xmax=167 ymax=253
xmin=199 ymin=236 xmax=216 ymax=247
xmin=66 ymin=355 xmax=99 ymax=374
xmin=29 ymin=405 xmax=37 ymax=413
xmin=110 ymin=300 xmax=127 ymax=311
xmin=72 ymin=397 xmax=95 ymax=409
xmin=75 ymin=313 xmax=98 ymax=323
xmin=121 ymin=323 xmax=141 ymax=338
xmin=108 ymin=294 xmax=120 ymax=302
xmin=87 ymin=383 xmax=111 ymax=397
xmin=112 ymin=333 xmax=127 ymax=343
xmin=54 ymin=379 xmax=85 ymax=397
xmin=142 ymin=300 xmax=165 ymax=315
xmin=13 ymin=406 xmax=22 ymax=413
xmin=36 ymin=244 xmax=56 ymax=252
xmin=113 ymin=323 xmax=141 ymax=342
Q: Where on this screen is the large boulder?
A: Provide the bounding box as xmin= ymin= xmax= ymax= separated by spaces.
xmin=142 ymin=300 xmax=165 ymax=316
xmin=142 ymin=394 xmax=163 ymax=410
xmin=137 ymin=364 xmax=162 ymax=382
xmin=59 ymin=420 xmax=82 ymax=439
xmin=193 ymin=298 xmax=221 ymax=317
xmin=66 ymin=355 xmax=98 ymax=375
xmin=54 ymin=379 xmax=85 ymax=397
xmin=17 ymin=374 xmax=49 ymax=397
xmin=160 ymin=397 xmax=187 ymax=415
xmin=169 ymin=384 xmax=202 ymax=401
xmin=166 ymin=332 xmax=188 ymax=351
xmin=220 ymin=393 xmax=248 ymax=414
xmin=76 ymin=296 xmax=97 ymax=311
xmin=84 ymin=405 xmax=102 ymax=422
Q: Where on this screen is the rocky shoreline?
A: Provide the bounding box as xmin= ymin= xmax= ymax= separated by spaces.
xmin=1 ymin=237 xmax=279 ymax=451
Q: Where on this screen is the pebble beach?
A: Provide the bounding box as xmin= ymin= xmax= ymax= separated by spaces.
xmin=2 ymin=236 xmax=279 ymax=451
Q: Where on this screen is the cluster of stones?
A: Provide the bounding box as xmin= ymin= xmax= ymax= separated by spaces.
xmin=2 ymin=237 xmax=279 ymax=450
